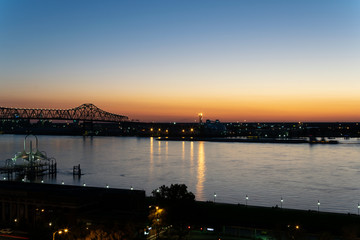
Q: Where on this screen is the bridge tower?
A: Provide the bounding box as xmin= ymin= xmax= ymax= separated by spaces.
xmin=82 ymin=120 xmax=94 ymax=136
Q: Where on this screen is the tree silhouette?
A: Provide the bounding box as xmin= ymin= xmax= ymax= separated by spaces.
xmin=151 ymin=184 xmax=195 ymax=202
xmin=151 ymin=184 xmax=196 ymax=239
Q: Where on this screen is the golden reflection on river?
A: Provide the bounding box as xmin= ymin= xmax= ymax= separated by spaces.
xmin=182 ymin=141 xmax=185 ymax=161
xmin=157 ymin=138 xmax=162 ymax=164
xmin=149 ymin=137 xmax=154 ymax=176
xmin=196 ymin=141 xmax=206 ymax=200
xmin=165 ymin=141 xmax=168 ymax=159
xmin=190 ymin=141 xmax=194 ymax=179
xmin=190 ymin=141 xmax=194 ymax=167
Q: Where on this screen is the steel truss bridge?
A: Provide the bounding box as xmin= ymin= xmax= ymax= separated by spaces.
xmin=0 ymin=103 xmax=129 ymax=122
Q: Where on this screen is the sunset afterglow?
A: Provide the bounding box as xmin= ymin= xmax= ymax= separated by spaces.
xmin=1 ymin=1 xmax=359 ymax=122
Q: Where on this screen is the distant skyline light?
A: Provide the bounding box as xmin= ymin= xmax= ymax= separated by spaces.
xmin=0 ymin=0 xmax=359 ymax=122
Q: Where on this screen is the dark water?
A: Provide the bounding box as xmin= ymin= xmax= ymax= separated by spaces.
xmin=1 ymin=135 xmax=360 ymax=214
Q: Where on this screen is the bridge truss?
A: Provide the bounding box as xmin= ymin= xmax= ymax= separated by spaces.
xmin=0 ymin=103 xmax=129 ymax=122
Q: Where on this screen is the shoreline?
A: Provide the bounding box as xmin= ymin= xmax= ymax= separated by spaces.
xmin=148 ymin=197 xmax=360 ymax=237
xmin=157 ymin=137 xmax=339 ymax=144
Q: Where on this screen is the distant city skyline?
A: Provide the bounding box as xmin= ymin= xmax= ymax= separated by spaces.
xmin=1 ymin=0 xmax=359 ymax=122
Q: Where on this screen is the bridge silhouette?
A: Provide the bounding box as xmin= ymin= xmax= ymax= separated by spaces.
xmin=0 ymin=103 xmax=129 ymax=122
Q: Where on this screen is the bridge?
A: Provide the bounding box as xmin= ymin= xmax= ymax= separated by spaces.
xmin=0 ymin=103 xmax=129 ymax=122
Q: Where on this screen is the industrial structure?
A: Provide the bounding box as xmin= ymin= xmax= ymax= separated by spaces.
xmin=0 ymin=135 xmax=56 ymax=180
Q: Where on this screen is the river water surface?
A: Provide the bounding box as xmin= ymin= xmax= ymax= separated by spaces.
xmin=0 ymin=135 xmax=359 ymax=214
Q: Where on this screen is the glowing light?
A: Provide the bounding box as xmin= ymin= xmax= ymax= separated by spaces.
xmin=196 ymin=142 xmax=205 ymax=200
xmin=53 ymin=228 xmax=69 ymax=240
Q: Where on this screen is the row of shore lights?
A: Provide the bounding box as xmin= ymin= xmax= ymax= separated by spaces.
xmin=3 ymin=177 xmax=135 ymax=191
xmin=150 ymin=128 xmax=194 ymax=133
xmin=60 ymin=180 xmax=135 ymax=190
xmin=213 ymin=192 xmax=360 ymax=214
xmin=9 ymin=177 xmax=360 ymax=214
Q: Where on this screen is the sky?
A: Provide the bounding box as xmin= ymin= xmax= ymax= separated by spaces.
xmin=0 ymin=0 xmax=359 ymax=122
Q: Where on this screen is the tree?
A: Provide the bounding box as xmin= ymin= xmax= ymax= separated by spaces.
xmin=151 ymin=184 xmax=196 ymax=239
xmin=151 ymin=184 xmax=195 ymax=202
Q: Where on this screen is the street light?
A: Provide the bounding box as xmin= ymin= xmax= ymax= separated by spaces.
xmin=213 ymin=192 xmax=217 ymax=203
xmin=358 ymin=203 xmax=360 ymax=215
xmin=53 ymin=228 xmax=68 ymax=240
xmin=246 ymin=195 xmax=248 ymax=206
xmin=152 ymin=206 xmax=164 ymax=240
xmin=317 ymin=200 xmax=320 ymax=212
xmin=280 ymin=197 xmax=283 ymax=209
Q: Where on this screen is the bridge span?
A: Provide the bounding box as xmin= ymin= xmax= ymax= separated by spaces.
xmin=0 ymin=103 xmax=129 ymax=122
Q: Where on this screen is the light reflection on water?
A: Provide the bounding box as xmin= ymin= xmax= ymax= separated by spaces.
xmin=0 ymin=135 xmax=360 ymax=214
xmin=196 ymin=141 xmax=205 ymax=200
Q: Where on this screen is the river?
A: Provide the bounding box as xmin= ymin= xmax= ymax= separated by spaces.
xmin=0 ymin=134 xmax=359 ymax=214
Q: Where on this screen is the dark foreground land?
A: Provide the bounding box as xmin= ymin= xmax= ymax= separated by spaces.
xmin=169 ymin=201 xmax=360 ymax=239
xmin=0 ymin=181 xmax=359 ymax=239
xmin=147 ymin=197 xmax=360 ymax=240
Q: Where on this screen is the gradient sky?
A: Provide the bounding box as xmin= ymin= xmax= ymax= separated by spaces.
xmin=1 ymin=0 xmax=359 ymax=122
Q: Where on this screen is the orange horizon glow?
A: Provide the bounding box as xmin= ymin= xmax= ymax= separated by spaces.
xmin=1 ymin=95 xmax=359 ymax=123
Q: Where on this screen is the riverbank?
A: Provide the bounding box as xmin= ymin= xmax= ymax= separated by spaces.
xmin=148 ymin=198 xmax=360 ymax=239
xmin=0 ymin=180 xmax=358 ymax=239
xmin=193 ymin=201 xmax=359 ymax=234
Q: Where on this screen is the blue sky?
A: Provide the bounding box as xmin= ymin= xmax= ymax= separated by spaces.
xmin=1 ymin=0 xmax=359 ymax=122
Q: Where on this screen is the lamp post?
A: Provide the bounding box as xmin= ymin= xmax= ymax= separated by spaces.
xmin=53 ymin=228 xmax=68 ymax=240
xmin=213 ymin=192 xmax=216 ymax=203
xmin=246 ymin=195 xmax=248 ymax=206
xmin=317 ymin=200 xmax=320 ymax=212
xmin=358 ymin=203 xmax=359 ymax=215
xmin=153 ymin=206 xmax=164 ymax=240
xmin=280 ymin=197 xmax=283 ymax=209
